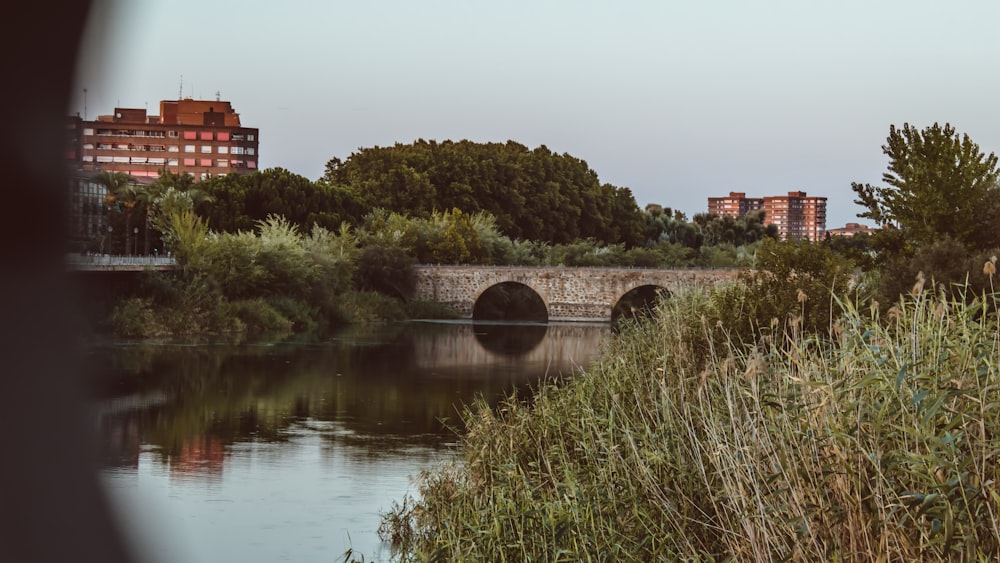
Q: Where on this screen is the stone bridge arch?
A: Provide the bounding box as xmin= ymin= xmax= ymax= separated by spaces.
xmin=471 ymin=280 xmax=549 ymax=321
xmin=413 ymin=266 xmax=739 ymax=322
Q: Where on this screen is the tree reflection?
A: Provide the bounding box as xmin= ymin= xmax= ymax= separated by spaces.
xmin=87 ymin=323 xmax=607 ymax=477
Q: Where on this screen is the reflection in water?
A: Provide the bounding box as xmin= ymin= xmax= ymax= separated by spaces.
xmin=87 ymin=321 xmax=609 ymax=562
xmin=473 ymin=321 xmax=548 ymax=357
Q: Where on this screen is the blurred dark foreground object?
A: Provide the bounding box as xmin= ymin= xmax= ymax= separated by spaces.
xmin=0 ymin=1 xmax=136 ymax=561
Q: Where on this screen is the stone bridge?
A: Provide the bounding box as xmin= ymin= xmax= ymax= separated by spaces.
xmin=413 ymin=265 xmax=739 ymax=322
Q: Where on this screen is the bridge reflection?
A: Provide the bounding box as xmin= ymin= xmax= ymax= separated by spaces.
xmin=410 ymin=321 xmax=610 ymax=374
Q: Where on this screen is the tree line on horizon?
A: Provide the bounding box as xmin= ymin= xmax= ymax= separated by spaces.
xmin=89 ymin=138 xmax=789 ymax=266
xmin=90 ymin=122 xmax=1000 ymax=318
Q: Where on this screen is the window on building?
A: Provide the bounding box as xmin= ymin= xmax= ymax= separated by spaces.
xmin=184 ymin=158 xmax=195 ymax=166
xmin=231 ymin=146 xmax=244 ymax=155
xmin=184 ymin=145 xmax=195 ymax=153
xmin=183 ymin=131 xmax=197 ymax=140
xmin=247 ymin=148 xmax=255 ymax=155
xmin=217 ymin=159 xmax=228 ymax=168
xmin=248 ymin=160 xmax=256 ymax=169
xmin=216 ymin=132 xmax=230 ymax=141
xmin=168 ymin=146 xmax=179 ymax=152
xmin=168 ymin=158 xmax=178 ymax=166
xmin=83 ymin=128 xmax=94 ymax=136
xmin=247 ymin=134 xmax=255 ymax=141
xmin=201 ymin=145 xmax=211 ymax=153
xmin=200 ymin=159 xmax=212 ymax=167
xmin=200 ymin=132 xmax=213 ymax=141
xmin=168 ymin=130 xmax=178 ymax=138
xmin=218 ymin=146 xmax=228 ymax=154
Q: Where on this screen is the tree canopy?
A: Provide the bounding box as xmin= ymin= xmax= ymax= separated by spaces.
xmin=194 ymin=168 xmax=364 ymax=233
xmin=852 ymin=122 xmax=1000 ymax=251
xmin=321 ymin=139 xmax=645 ymax=246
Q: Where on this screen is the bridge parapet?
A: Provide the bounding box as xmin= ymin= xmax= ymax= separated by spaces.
xmin=66 ymin=254 xmax=178 ymax=272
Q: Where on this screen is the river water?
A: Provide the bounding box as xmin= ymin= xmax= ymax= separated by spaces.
xmin=86 ymin=320 xmax=610 ymax=562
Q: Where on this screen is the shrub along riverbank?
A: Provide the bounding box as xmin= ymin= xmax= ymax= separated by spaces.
xmin=379 ymin=281 xmax=1000 ymax=560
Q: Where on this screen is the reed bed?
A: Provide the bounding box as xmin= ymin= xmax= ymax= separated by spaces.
xmin=380 ymin=284 xmax=1000 ymax=561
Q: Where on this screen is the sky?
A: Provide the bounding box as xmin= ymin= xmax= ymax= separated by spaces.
xmin=70 ymin=0 xmax=1000 ymax=230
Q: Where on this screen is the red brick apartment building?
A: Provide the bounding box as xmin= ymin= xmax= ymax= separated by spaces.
xmin=707 ymin=192 xmax=764 ymax=217
xmin=707 ymin=191 xmax=828 ymax=242
xmin=66 ymin=97 xmax=259 ymax=180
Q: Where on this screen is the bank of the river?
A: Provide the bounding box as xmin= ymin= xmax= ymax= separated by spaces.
xmin=71 ymin=266 xmax=460 ymax=339
xmin=381 ymin=288 xmax=1000 ymax=561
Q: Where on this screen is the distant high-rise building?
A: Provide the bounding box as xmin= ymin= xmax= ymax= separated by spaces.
xmin=67 ymin=97 xmax=259 ymax=180
xmin=707 ymin=191 xmax=764 ymax=218
xmin=707 ymin=190 xmax=827 ymax=242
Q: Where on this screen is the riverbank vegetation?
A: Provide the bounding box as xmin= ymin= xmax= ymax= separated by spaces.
xmin=372 ymin=122 xmax=1000 ymax=560
xmin=379 ymin=279 xmax=1000 ymax=560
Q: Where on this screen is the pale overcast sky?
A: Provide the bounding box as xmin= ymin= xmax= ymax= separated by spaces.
xmin=71 ymin=0 xmax=1000 ymax=230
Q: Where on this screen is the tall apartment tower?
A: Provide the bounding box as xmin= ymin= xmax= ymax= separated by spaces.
xmin=707 ymin=190 xmax=827 ymax=242
xmin=763 ymin=191 xmax=827 ymax=242
xmin=707 ymin=191 xmax=764 ymax=218
xmin=67 ymin=97 xmax=259 ymax=180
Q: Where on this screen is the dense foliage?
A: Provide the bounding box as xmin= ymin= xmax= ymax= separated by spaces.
xmin=852 ymin=122 xmax=1000 ymax=251
xmin=194 ymin=167 xmax=365 ymax=233
xmin=321 ymin=139 xmax=646 ymax=246
xmin=851 ymin=123 xmax=1000 ymax=306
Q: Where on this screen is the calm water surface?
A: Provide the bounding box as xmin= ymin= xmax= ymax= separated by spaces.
xmin=87 ymin=320 xmax=610 ymax=562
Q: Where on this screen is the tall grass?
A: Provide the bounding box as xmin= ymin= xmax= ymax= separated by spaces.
xmin=380 ymin=284 xmax=1000 ymax=561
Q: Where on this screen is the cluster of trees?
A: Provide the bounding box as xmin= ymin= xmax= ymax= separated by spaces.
xmin=851 ymin=122 xmax=1000 ymax=305
xmin=89 ymin=140 xmax=790 ymax=271
xmin=87 ymin=123 xmax=1000 ymax=337
xmin=719 ymin=121 xmax=1000 ymax=337
xmin=321 ymin=140 xmax=646 ymax=245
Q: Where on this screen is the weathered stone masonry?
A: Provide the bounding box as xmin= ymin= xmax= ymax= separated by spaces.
xmin=413 ymin=266 xmax=739 ymax=321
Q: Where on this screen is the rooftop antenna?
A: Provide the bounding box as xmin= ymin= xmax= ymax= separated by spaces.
xmin=179 ymin=75 xmax=183 ymax=99
xmin=215 ymin=90 xmax=220 ymax=102
xmin=82 ymin=88 xmax=87 ymax=120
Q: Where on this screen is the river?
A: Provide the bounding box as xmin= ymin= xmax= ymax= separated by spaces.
xmin=86 ymin=320 xmax=611 ymax=562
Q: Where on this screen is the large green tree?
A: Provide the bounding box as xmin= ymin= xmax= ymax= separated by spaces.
xmin=852 ymin=122 xmax=1000 ymax=250
xmin=95 ymin=171 xmax=142 ymax=254
xmin=195 ymin=168 xmax=364 ymax=234
xmin=321 ymin=140 xmax=645 ymax=246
